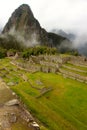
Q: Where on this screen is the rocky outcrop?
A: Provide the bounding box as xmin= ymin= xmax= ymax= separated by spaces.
xmin=2 ymin=4 xmax=48 ymax=46
xmin=2 ymin=4 xmax=40 ymax=34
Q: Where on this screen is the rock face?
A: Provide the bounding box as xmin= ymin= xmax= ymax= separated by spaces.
xmin=52 ymin=29 xmax=76 ymax=41
xmin=2 ymin=4 xmax=48 ymax=46
xmin=3 ymin=4 xmax=36 ymax=33
xmin=2 ymin=4 xmax=71 ymax=49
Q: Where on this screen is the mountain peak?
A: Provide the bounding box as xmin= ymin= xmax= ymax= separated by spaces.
xmin=16 ymin=4 xmax=32 ymax=13
xmin=2 ymin=4 xmax=35 ymax=33
xmin=19 ymin=4 xmax=30 ymax=8
xmin=2 ymin=4 xmax=70 ymax=50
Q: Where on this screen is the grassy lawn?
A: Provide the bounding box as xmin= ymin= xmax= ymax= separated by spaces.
xmin=0 ymin=58 xmax=87 ymax=130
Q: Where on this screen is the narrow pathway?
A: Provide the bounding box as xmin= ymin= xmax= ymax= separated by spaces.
xmin=0 ymin=78 xmax=32 ymax=130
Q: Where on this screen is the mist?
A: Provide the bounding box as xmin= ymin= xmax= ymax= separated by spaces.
xmin=72 ymin=34 xmax=87 ymax=56
xmin=0 ymin=0 xmax=87 ymax=56
xmin=6 ymin=26 xmax=40 ymax=47
xmin=1 ymin=25 xmax=87 ymax=57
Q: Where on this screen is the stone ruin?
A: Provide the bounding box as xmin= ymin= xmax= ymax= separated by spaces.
xmin=11 ymin=55 xmax=71 ymax=74
xmin=11 ymin=54 xmax=87 ymax=83
xmin=69 ymin=56 xmax=87 ymax=66
xmin=7 ymin=51 xmax=15 ymax=57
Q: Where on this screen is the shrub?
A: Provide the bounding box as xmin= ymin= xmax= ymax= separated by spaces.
xmin=22 ymin=46 xmax=57 ymax=59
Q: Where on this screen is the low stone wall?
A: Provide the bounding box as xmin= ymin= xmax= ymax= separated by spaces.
xmin=62 ymin=73 xmax=85 ymax=83
xmin=69 ymin=56 xmax=87 ymax=66
xmin=68 ymin=61 xmax=87 ymax=68
xmin=43 ymin=55 xmax=70 ymax=64
xmin=37 ymin=87 xmax=53 ymax=98
xmin=62 ymin=57 xmax=71 ymax=64
xmin=62 ymin=65 xmax=87 ymax=73
xmin=40 ymin=61 xmax=59 ymax=68
xmin=40 ymin=66 xmax=49 ymax=73
xmin=44 ymin=55 xmax=62 ymax=63
xmin=40 ymin=66 xmax=58 ymax=73
xmin=11 ymin=61 xmax=59 ymax=74
xmin=11 ymin=61 xmax=40 ymax=73
xmin=59 ymin=69 xmax=87 ymax=82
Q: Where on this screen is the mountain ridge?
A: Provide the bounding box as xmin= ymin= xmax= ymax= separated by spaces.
xmin=52 ymin=29 xmax=76 ymax=41
xmin=1 ymin=4 xmax=72 ymax=52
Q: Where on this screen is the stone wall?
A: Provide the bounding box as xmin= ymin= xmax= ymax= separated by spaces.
xmin=69 ymin=56 xmax=87 ymax=66
xmin=43 ymin=55 xmax=70 ymax=64
xmin=59 ymin=68 xmax=87 ymax=82
xmin=62 ymin=65 xmax=87 ymax=73
xmin=40 ymin=66 xmax=58 ymax=73
xmin=40 ymin=61 xmax=59 ymax=68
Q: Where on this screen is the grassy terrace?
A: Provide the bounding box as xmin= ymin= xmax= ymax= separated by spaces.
xmin=61 ymin=66 xmax=87 ymax=77
xmin=66 ymin=63 xmax=87 ymax=71
xmin=0 ymin=58 xmax=87 ymax=130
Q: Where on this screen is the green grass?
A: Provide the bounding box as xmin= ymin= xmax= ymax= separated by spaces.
xmin=11 ymin=72 xmax=87 ymax=130
xmin=1 ymin=58 xmax=87 ymax=130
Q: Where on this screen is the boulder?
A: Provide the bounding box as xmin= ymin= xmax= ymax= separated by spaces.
xmin=29 ymin=122 xmax=40 ymax=130
xmin=5 ymin=99 xmax=19 ymax=106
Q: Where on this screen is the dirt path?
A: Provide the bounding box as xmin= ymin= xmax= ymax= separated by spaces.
xmin=0 ymin=78 xmax=33 ymax=130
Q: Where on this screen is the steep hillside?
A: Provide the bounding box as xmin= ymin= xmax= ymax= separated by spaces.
xmin=52 ymin=29 xmax=76 ymax=41
xmin=2 ymin=4 xmax=71 ymax=51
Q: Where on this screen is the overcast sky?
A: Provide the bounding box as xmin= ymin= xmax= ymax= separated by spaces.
xmin=0 ymin=0 xmax=87 ymax=34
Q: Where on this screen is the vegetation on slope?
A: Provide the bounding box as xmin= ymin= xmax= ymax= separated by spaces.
xmin=0 ymin=58 xmax=87 ymax=130
xmin=22 ymin=46 xmax=57 ymax=59
xmin=0 ymin=35 xmax=24 ymax=51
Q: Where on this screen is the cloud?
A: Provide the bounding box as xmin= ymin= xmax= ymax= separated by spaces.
xmin=0 ymin=0 xmax=87 ymax=35
xmin=8 ymin=26 xmax=40 ymax=47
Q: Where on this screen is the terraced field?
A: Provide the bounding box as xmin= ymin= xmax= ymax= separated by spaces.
xmin=60 ymin=61 xmax=87 ymax=82
xmin=0 ymin=57 xmax=87 ymax=130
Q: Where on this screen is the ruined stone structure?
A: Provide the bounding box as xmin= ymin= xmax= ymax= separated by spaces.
xmin=11 ymin=55 xmax=87 ymax=83
xmin=69 ymin=56 xmax=87 ymax=66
